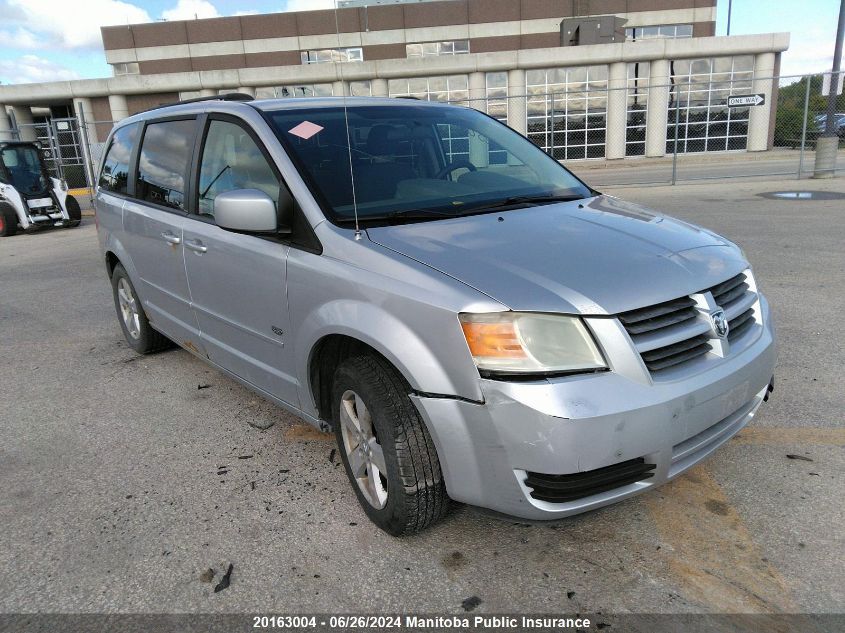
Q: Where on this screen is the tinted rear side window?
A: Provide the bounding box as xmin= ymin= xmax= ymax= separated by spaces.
xmin=98 ymin=123 xmax=138 ymax=195
xmin=136 ymin=119 xmax=195 ymax=210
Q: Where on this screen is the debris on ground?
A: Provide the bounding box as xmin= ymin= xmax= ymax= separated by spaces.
xmin=199 ymin=568 xmax=215 ymax=583
xmin=329 ymin=448 xmax=336 ymax=464
xmin=567 ymin=591 xmax=576 ymax=599
xmin=238 ymin=455 xmax=253 ymax=460
xmin=461 ymin=596 xmax=482 ymax=612
xmin=786 ymin=454 xmax=813 ymax=462
xmin=197 ymin=384 xmax=212 ymax=390
xmin=214 ymin=563 xmax=233 ymax=593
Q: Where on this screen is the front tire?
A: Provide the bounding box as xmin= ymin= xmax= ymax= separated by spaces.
xmin=64 ymin=195 xmax=81 ymax=227
xmin=111 ymin=264 xmax=172 ymax=354
xmin=0 ymin=203 xmax=18 ymax=237
xmin=332 ymin=354 xmax=449 ymax=536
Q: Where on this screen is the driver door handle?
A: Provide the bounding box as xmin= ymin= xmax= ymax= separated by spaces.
xmin=160 ymin=231 xmax=181 ymax=245
xmin=184 ymin=239 xmax=208 ymax=254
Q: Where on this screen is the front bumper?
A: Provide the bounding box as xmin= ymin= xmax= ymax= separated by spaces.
xmin=412 ymin=296 xmax=776 ymax=520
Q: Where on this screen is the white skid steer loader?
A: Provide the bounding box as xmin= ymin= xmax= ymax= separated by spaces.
xmin=0 ymin=141 xmax=82 ymax=237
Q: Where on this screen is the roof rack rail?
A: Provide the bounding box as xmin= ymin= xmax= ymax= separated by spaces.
xmin=147 ymin=92 xmax=254 ymax=112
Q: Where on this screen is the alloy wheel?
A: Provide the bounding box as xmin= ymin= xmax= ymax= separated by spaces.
xmin=117 ymin=278 xmax=141 ymax=340
xmin=339 ymin=389 xmax=388 ymax=509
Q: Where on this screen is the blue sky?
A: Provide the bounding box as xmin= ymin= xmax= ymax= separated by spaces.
xmin=0 ymin=0 xmax=840 ymax=85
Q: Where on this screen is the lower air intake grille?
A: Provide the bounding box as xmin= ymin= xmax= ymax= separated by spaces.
xmin=524 ymin=457 xmax=656 ymax=503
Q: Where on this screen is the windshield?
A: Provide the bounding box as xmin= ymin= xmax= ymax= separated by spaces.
xmin=0 ymin=145 xmax=49 ymax=194
xmin=266 ymin=104 xmax=591 ymax=225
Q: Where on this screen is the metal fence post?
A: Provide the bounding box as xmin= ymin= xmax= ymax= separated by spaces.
xmin=77 ymin=108 xmax=96 ymax=192
xmin=671 ymin=81 xmax=680 ymax=185
xmin=796 ymin=75 xmax=812 ymax=180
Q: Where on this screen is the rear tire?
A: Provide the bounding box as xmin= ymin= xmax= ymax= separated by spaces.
xmin=0 ymin=203 xmax=18 ymax=237
xmin=64 ymin=195 xmax=81 ymax=227
xmin=111 ymin=263 xmax=173 ymax=354
xmin=332 ymin=354 xmax=450 ymax=536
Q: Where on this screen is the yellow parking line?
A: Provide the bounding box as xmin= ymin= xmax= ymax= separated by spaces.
xmin=731 ymin=426 xmax=845 ymax=446
xmin=68 ymin=187 xmax=91 ymax=197
xmin=645 ymin=466 xmax=796 ymax=613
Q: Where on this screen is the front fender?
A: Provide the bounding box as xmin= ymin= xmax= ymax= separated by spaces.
xmin=295 ymin=299 xmax=483 ymax=419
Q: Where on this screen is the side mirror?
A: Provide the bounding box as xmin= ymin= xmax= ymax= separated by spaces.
xmin=214 ymin=188 xmax=291 ymax=235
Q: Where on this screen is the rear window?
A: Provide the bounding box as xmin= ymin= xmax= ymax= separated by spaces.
xmin=136 ymin=119 xmax=196 ymax=210
xmin=98 ymin=123 xmax=138 ymax=195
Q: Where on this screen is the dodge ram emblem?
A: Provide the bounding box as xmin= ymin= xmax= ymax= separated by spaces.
xmin=710 ymin=309 xmax=729 ymax=339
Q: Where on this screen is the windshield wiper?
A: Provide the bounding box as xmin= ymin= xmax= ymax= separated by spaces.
xmin=335 ymin=207 xmax=462 ymax=224
xmin=461 ymin=194 xmax=588 ymax=213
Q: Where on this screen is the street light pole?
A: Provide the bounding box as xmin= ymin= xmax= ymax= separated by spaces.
xmin=813 ymin=0 xmax=845 ymax=178
xmin=727 ymin=0 xmax=732 ymax=36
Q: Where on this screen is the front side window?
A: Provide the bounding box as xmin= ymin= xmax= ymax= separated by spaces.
xmin=136 ymin=119 xmax=195 ymax=210
xmin=98 ymin=123 xmax=138 ymax=194
xmin=267 ymin=105 xmax=590 ymax=226
xmin=197 ymin=120 xmax=280 ymax=218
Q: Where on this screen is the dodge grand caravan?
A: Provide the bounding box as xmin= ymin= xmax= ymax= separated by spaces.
xmin=95 ymin=95 xmax=776 ymax=535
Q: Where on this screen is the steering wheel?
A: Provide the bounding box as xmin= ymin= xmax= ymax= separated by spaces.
xmin=435 ymin=159 xmax=477 ymax=180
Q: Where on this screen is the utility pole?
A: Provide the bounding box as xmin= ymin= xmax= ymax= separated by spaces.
xmin=727 ymin=0 xmax=733 ymax=36
xmin=814 ymin=0 xmax=845 ymax=178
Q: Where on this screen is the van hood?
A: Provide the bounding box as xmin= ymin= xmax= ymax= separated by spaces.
xmin=365 ymin=195 xmax=747 ymax=315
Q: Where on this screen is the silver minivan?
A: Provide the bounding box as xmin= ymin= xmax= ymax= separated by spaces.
xmin=95 ymin=95 xmax=776 ymax=535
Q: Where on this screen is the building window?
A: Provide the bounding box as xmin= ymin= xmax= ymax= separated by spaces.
xmin=485 ymin=72 xmax=509 ymax=164
xmin=526 ymin=66 xmax=608 ymax=160
xmin=406 ymin=40 xmax=469 ymax=58
xmin=301 ymin=48 xmax=363 ymax=64
xmin=350 ymin=80 xmax=372 ymax=96
xmin=625 ymin=24 xmax=693 ymax=40
xmin=626 ymin=62 xmax=649 ymax=156
xmin=667 ymin=56 xmax=754 ymax=153
xmin=388 ymin=75 xmax=469 ymax=103
xmin=112 ymin=62 xmax=140 ymax=76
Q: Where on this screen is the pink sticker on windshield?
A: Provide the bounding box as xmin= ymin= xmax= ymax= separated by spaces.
xmin=288 ymin=121 xmax=324 ymax=139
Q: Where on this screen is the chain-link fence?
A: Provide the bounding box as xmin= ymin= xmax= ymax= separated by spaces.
xmin=4 ymin=71 xmax=840 ymax=192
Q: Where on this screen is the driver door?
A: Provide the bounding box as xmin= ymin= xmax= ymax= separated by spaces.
xmin=182 ymin=115 xmax=298 ymax=407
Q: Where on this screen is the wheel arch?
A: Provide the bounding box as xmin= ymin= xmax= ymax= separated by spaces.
xmin=308 ymin=334 xmax=413 ymax=428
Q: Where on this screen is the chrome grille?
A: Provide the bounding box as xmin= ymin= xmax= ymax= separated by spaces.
xmin=619 ymin=271 xmax=759 ymax=374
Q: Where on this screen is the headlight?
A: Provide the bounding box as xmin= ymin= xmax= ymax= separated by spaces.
xmin=459 ymin=312 xmax=606 ymax=376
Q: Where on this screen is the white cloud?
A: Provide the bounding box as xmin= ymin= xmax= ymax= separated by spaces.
xmin=0 ymin=54 xmax=80 ymax=84
xmin=3 ymin=0 xmax=151 ymax=50
xmin=779 ymin=27 xmax=836 ymax=77
xmin=0 ymin=26 xmax=39 ymax=49
xmin=161 ymin=0 xmax=220 ymax=21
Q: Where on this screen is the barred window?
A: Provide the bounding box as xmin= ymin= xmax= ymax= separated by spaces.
xmin=625 ymin=62 xmax=649 ymax=156
xmin=526 ymin=66 xmax=608 ymax=160
xmin=625 ymin=24 xmax=693 ymax=40
xmin=406 ymin=40 xmax=469 ymax=58
xmin=667 ymin=56 xmax=755 ymax=153
xmin=112 ymin=62 xmax=139 ymax=76
xmin=301 ymin=48 xmax=363 ymax=64
xmin=388 ymin=75 xmax=469 ymax=103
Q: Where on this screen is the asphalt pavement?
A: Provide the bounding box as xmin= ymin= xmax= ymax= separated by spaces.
xmin=0 ymin=175 xmax=843 ymax=617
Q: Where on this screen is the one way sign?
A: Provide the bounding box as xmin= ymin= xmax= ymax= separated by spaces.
xmin=727 ymin=94 xmax=765 ymax=107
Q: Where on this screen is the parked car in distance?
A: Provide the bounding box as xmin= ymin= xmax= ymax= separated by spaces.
xmin=812 ymin=112 xmax=845 ymax=137
xmin=95 ymin=95 xmax=776 ymax=535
